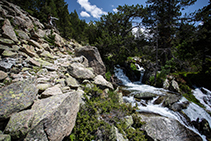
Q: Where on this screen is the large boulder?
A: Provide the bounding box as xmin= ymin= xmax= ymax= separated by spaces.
xmin=138 ymin=113 xmax=203 ymax=141
xmin=26 ymin=92 xmax=80 ymax=141
xmin=67 ymin=63 xmax=95 ymax=79
xmin=0 ymin=79 xmax=38 ymax=120
xmin=5 ymin=92 xmax=80 ymax=140
xmin=75 ymin=46 xmax=106 ymax=76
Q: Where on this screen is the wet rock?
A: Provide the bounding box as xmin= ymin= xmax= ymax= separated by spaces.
xmin=138 ymin=113 xmax=203 ymax=141
xmin=0 ymin=79 xmax=38 ymax=119
xmin=68 ymin=63 xmax=95 ymax=79
xmin=93 ymin=75 xmax=114 ymax=90
xmin=162 ymin=93 xmax=182 ymax=107
xmin=170 ymin=101 xmax=190 ymax=111
xmin=0 ymin=70 xmax=8 ymax=80
xmin=134 ymin=92 xmax=158 ymax=100
xmin=192 ymin=118 xmax=211 ymax=140
xmin=75 ymin=46 xmax=106 ymax=76
xmin=2 ymin=19 xmax=18 ymax=42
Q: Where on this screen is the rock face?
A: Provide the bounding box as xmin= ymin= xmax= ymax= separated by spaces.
xmin=139 ymin=113 xmax=203 ymax=141
xmin=0 ymin=79 xmax=37 ymax=119
xmin=75 ymin=46 xmax=106 ymax=76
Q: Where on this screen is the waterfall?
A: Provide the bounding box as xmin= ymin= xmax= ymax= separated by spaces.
xmin=114 ymin=67 xmax=211 ymax=141
xmin=135 ymin=63 xmax=145 ymax=83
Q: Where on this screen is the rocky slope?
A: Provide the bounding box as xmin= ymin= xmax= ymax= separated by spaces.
xmin=0 ymin=0 xmax=112 ymax=140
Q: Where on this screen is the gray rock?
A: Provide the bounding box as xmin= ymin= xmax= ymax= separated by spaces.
xmin=134 ymin=92 xmax=158 ymax=100
xmin=41 ymin=84 xmax=63 ymax=98
xmin=25 ymin=92 xmax=80 ymax=141
xmin=139 ymin=113 xmax=203 ymax=141
xmin=75 ymin=46 xmax=106 ymax=76
xmin=0 ymin=38 xmax=15 ymax=45
xmin=66 ymin=75 xmax=79 ymax=88
xmin=68 ymin=63 xmax=95 ymax=79
xmin=4 ymin=110 xmax=34 ymax=139
xmin=93 ymin=75 xmax=114 ymax=90
xmin=2 ymin=19 xmax=18 ymax=42
xmin=0 ymin=79 xmax=38 ymax=119
xmin=2 ymin=50 xmax=17 ymax=57
xmin=0 ymin=70 xmax=8 ymax=80
xmin=15 ymin=30 xmax=30 ymax=40
xmin=170 ymin=101 xmax=190 ymax=111
xmin=0 ymin=58 xmax=16 ymax=71
xmin=13 ymin=16 xmax=34 ymax=31
xmin=28 ymin=39 xmax=43 ymax=49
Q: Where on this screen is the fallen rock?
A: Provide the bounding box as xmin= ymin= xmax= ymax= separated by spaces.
xmin=0 ymin=70 xmax=8 ymax=81
xmin=15 ymin=30 xmax=30 ymax=40
xmin=4 ymin=110 xmax=34 ymax=139
xmin=2 ymin=19 xmax=18 ymax=42
xmin=41 ymin=84 xmax=63 ymax=98
xmin=25 ymin=92 xmax=80 ymax=141
xmin=93 ymin=75 xmax=114 ymax=90
xmin=134 ymin=92 xmax=158 ymax=100
xmin=138 ymin=113 xmax=203 ymax=141
xmin=66 ymin=75 xmax=79 ymax=88
xmin=0 ymin=38 xmax=15 ymax=45
xmin=68 ymin=63 xmax=95 ymax=79
xmin=0 ymin=79 xmax=38 ymax=119
xmin=75 ymin=46 xmax=106 ymax=76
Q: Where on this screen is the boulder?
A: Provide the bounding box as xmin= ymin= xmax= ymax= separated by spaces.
xmin=4 ymin=110 xmax=34 ymax=139
xmin=0 ymin=58 xmax=16 ymax=71
xmin=67 ymin=63 xmax=95 ymax=79
xmin=0 ymin=79 xmax=38 ymax=119
xmin=2 ymin=50 xmax=17 ymax=57
xmin=75 ymin=46 xmax=106 ymax=76
xmin=2 ymin=19 xmax=18 ymax=42
xmin=13 ymin=16 xmax=34 ymax=31
xmin=41 ymin=84 xmax=63 ymax=98
xmin=93 ymin=75 xmax=114 ymax=90
xmin=66 ymin=75 xmax=79 ymax=88
xmin=53 ymin=33 xmax=64 ymax=47
xmin=134 ymin=92 xmax=158 ymax=100
xmin=15 ymin=30 xmax=30 ymax=40
xmin=0 ymin=38 xmax=15 ymax=45
xmin=26 ymin=92 xmax=80 ymax=141
xmin=0 ymin=70 xmax=8 ymax=80
xmin=170 ymin=101 xmax=190 ymax=111
xmin=138 ymin=113 xmax=203 ymax=141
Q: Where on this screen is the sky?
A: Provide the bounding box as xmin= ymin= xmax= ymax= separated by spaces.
xmin=64 ymin=0 xmax=209 ymax=23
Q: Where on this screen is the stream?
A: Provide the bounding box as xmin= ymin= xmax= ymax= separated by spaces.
xmin=114 ymin=66 xmax=211 ymax=141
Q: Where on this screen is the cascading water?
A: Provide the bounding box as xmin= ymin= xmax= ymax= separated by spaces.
xmin=114 ymin=66 xmax=211 ymax=141
xmin=135 ymin=63 xmax=145 ymax=83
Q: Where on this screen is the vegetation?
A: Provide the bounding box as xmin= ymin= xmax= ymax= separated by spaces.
xmin=64 ymin=84 xmax=146 ymax=141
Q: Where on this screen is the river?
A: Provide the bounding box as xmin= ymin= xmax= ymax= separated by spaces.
xmin=114 ymin=66 xmax=211 ymax=141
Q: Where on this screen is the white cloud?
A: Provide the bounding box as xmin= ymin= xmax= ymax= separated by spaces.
xmin=80 ymin=11 xmax=90 ymax=17
xmin=113 ymin=8 xmax=118 ymax=13
xmin=77 ymin=0 xmax=107 ymax=18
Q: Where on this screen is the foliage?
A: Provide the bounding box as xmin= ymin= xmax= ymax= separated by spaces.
xmin=68 ymin=84 xmax=146 ymax=141
xmin=130 ymin=63 xmax=137 ymax=71
xmin=43 ymin=30 xmax=56 ymax=46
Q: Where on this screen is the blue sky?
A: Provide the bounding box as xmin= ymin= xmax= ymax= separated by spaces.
xmin=64 ymin=0 xmax=209 ymax=22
